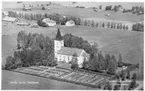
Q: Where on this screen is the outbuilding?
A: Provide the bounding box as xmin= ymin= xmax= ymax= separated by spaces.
xmin=16 ymin=22 xmax=30 ymax=26
xmin=23 ymin=7 xmax=31 ymax=11
xmin=2 ymin=11 xmax=9 ymax=16
xmin=42 ymin=18 xmax=56 ymax=26
xmin=2 ymin=16 xmax=18 ymax=23
xmin=65 ymin=20 xmax=75 ymax=27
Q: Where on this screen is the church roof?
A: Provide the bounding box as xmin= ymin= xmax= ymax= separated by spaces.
xmin=55 ymin=28 xmax=63 ymax=40
xmin=57 ymin=47 xmax=83 ymax=57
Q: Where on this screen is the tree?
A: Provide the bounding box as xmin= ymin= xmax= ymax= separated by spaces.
xmin=37 ymin=19 xmax=48 ymax=27
xmin=139 ymin=59 xmax=143 ymax=79
xmin=114 ymin=23 xmax=116 ymax=29
xmin=123 ymin=24 xmax=126 ymax=30
xmin=132 ymin=73 xmax=137 ymax=80
xmin=84 ymin=19 xmax=88 ymax=26
xmin=129 ymin=80 xmax=136 ymax=89
xmin=120 ymin=23 xmax=123 ymax=30
xmin=105 ymin=82 xmax=112 ymax=90
xmin=5 ymin=56 xmax=16 ymax=70
xmin=46 ymin=53 xmax=57 ymax=66
xmin=71 ymin=53 xmax=78 ymax=69
xmin=87 ymin=53 xmax=98 ymax=71
xmin=97 ymin=83 xmax=101 ymax=88
xmin=107 ymin=22 xmax=110 ymax=28
xmin=99 ymin=5 xmax=102 ymax=10
xmin=126 ymin=70 xmax=130 ymax=79
xmin=112 ymin=55 xmax=117 ymax=63
xmin=42 ymin=7 xmax=46 ymax=10
xmin=118 ymin=54 xmax=123 ymax=67
xmin=114 ymin=5 xmax=119 ymax=12
xmin=117 ymin=24 xmax=120 ymax=29
xmin=126 ymin=25 xmax=128 ymax=30
xmin=91 ymin=20 xmax=95 ymax=27
xmin=102 ymin=22 xmax=105 ymax=27
xmin=82 ymin=59 xmax=89 ymax=69
xmin=120 ymin=70 xmax=125 ymax=81
xmin=114 ymin=85 xmax=120 ymax=90
xmin=132 ymin=23 xmax=144 ymax=32
xmin=97 ymin=52 xmax=105 ymax=71
xmin=116 ymin=74 xmax=120 ymax=81
xmin=111 ymin=22 xmax=113 ymax=28
xmin=15 ymin=58 xmax=22 ymax=68
xmin=104 ymin=54 xmax=111 ymax=70
xmin=95 ymin=22 xmax=99 ymax=27
xmin=106 ymin=57 xmax=117 ymax=75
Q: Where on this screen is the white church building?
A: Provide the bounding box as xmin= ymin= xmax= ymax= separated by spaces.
xmin=54 ymin=29 xmax=90 ymax=68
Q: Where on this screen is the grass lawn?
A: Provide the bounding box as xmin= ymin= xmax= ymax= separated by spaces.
xmin=2 ymin=23 xmax=143 ymax=65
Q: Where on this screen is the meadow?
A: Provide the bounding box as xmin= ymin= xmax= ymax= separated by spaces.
xmin=2 ymin=2 xmax=144 ymax=22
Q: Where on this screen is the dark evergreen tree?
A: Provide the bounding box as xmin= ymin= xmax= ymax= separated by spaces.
xmin=126 ymin=70 xmax=130 ymax=79
xmin=118 ymin=54 xmax=123 ymax=67
xmin=102 ymin=22 xmax=105 ymax=27
xmin=132 ymin=73 xmax=137 ymax=80
xmin=107 ymin=22 xmax=110 ymax=28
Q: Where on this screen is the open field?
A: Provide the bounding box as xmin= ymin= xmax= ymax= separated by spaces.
xmin=2 ymin=2 xmax=144 ymax=22
xmin=2 ymin=22 xmax=143 ymax=65
xmin=2 ymin=70 xmax=96 ymax=90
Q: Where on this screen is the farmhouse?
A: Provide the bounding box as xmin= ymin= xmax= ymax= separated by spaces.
xmin=23 ymin=7 xmax=31 ymax=11
xmin=42 ymin=18 xmax=56 ymax=26
xmin=65 ymin=20 xmax=75 ymax=26
xmin=2 ymin=16 xmax=18 ymax=23
xmin=2 ymin=11 xmax=8 ymax=16
xmin=54 ymin=29 xmax=90 ymax=68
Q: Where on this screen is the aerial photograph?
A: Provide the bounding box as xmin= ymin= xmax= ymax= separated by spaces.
xmin=2 ymin=1 xmax=144 ymax=90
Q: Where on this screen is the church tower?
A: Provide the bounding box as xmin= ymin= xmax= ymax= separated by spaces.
xmin=54 ymin=28 xmax=64 ymax=58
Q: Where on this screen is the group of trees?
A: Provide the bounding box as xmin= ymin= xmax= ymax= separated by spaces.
xmin=62 ymin=33 xmax=98 ymax=54
xmin=75 ymin=6 xmax=85 ymax=8
xmin=82 ymin=53 xmax=124 ymax=75
xmin=105 ymin=5 xmax=123 ymax=12
xmin=81 ymin=19 xmax=129 ymax=30
xmin=105 ymin=5 xmax=112 ymax=11
xmin=105 ymin=5 xmax=144 ymax=15
xmin=123 ymin=6 xmax=144 ymax=15
xmin=132 ymin=23 xmax=144 ymax=32
xmin=132 ymin=6 xmax=144 ymax=15
xmin=128 ymin=73 xmax=137 ymax=90
xmin=5 ymin=31 xmax=56 ymax=70
xmin=64 ymin=33 xmax=125 ymax=75
xmin=104 ymin=72 xmax=137 ymax=90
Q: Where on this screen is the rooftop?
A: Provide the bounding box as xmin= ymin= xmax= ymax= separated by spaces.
xmin=3 ymin=16 xmax=17 ymax=22
xmin=42 ymin=18 xmax=56 ymax=23
xmin=66 ymin=20 xmax=75 ymax=24
xmin=57 ymin=47 xmax=83 ymax=57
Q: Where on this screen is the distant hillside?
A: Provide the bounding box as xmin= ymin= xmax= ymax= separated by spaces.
xmin=3 ymin=1 xmax=144 ymax=10
xmin=58 ymin=2 xmax=144 ymax=9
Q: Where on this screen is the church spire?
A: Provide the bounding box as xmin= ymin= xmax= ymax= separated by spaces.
xmin=55 ymin=28 xmax=62 ymax=40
